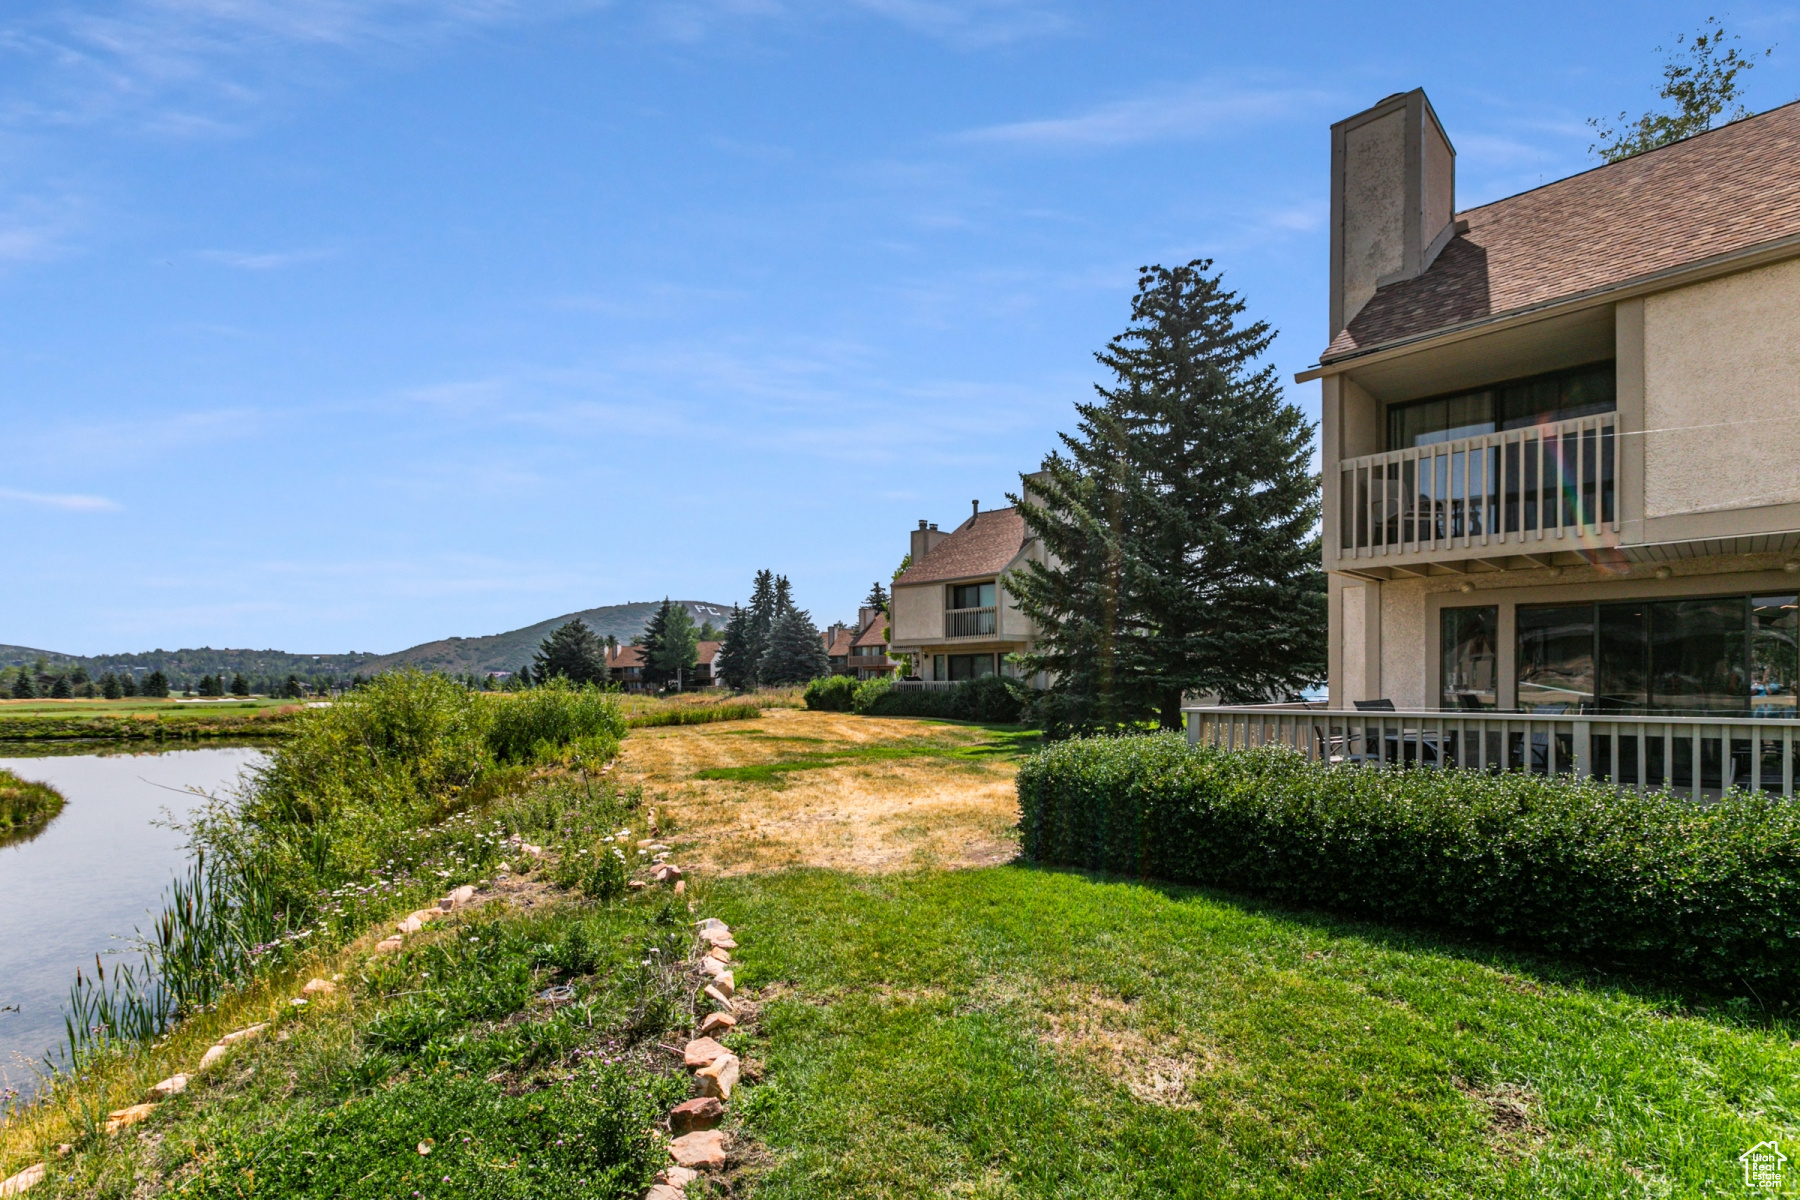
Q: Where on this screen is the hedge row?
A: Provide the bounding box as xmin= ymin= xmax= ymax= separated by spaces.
xmin=804 ymin=675 xmax=1028 ymax=723
xmin=1016 ymin=734 xmax=1800 ymax=994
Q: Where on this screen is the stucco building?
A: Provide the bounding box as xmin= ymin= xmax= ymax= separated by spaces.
xmin=1193 ymin=90 xmax=1800 ymax=793
xmin=888 ymin=500 xmax=1046 ymax=684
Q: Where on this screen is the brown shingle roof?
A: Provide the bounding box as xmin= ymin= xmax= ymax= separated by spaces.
xmin=607 ymin=645 xmax=645 ymax=669
xmin=852 ymin=612 xmax=889 ymax=648
xmin=1324 ymin=101 xmax=1800 ymax=361
xmin=696 ymin=640 xmax=721 ymax=663
xmin=895 ymin=507 xmax=1028 ymax=586
xmin=825 ymin=629 xmax=854 ymax=656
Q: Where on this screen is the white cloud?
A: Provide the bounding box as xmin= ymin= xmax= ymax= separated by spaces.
xmin=199 ymin=246 xmax=335 ymax=269
xmin=956 ymin=80 xmax=1331 ymax=150
xmin=0 ymin=487 xmax=121 ymax=511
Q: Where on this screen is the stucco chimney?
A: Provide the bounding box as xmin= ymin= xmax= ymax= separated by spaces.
xmin=1329 ymin=88 xmax=1457 ymax=336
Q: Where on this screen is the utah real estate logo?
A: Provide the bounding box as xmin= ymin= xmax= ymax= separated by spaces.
xmin=1740 ymin=1141 xmax=1787 ymax=1191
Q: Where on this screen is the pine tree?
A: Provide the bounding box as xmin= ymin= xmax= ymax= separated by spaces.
xmin=532 ymin=619 xmax=608 ymax=685
xmin=698 ymin=620 xmax=718 ymax=641
xmin=1010 ymin=260 xmax=1325 ymax=731
xmin=120 ymin=672 xmax=139 ymax=697
xmin=758 ymin=604 xmax=829 ymax=686
xmin=101 ymin=672 xmax=122 ymax=700
xmin=744 ymin=570 xmax=777 ymax=676
xmin=646 ymin=599 xmax=700 ymax=690
xmin=772 ymin=574 xmax=794 ymax=617
xmin=716 ymin=604 xmax=757 ymax=691
xmin=231 ymin=673 xmax=249 ymax=697
xmin=50 ymin=675 xmax=71 ymax=699
xmin=143 ymin=670 xmax=171 ymax=698
xmin=11 ymin=668 xmax=34 ymax=699
xmin=863 ymin=581 xmax=889 ymax=612
xmin=283 ymin=674 xmax=302 ymax=699
xmin=516 ymin=663 xmax=533 ymax=688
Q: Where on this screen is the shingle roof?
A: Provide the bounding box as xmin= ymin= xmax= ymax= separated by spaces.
xmin=895 ymin=507 xmax=1028 ymax=586
xmin=852 ymin=612 xmax=889 ymax=648
xmin=607 ymin=645 xmax=645 ymax=669
xmin=825 ymin=629 xmax=854 ymax=656
xmin=1325 ymin=100 xmax=1800 ymax=362
xmin=697 ymin=640 xmax=721 ymax=663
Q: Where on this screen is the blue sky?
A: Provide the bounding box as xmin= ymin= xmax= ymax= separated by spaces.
xmin=2 ymin=0 xmax=1796 ymax=655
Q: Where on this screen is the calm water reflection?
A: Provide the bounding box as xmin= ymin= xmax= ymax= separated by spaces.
xmin=0 ymin=744 xmax=267 ymax=1098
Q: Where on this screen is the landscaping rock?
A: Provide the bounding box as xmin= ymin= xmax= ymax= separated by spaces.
xmin=698 ymin=957 xmax=727 ymax=978
xmin=710 ymin=972 xmax=734 ymax=997
xmin=645 ymin=1185 xmax=685 ymax=1200
xmin=397 ymin=909 xmax=441 ymax=934
xmin=698 ymin=927 xmax=735 ymax=948
xmin=652 ymin=863 xmax=683 ymax=884
xmin=695 ymin=918 xmax=728 ymax=934
xmin=681 ymin=1037 xmax=727 ymax=1069
xmin=697 ymin=1012 xmax=737 ymax=1037
xmin=702 ymin=984 xmax=734 ymax=1010
xmin=707 ymin=946 xmax=730 ymax=963
xmin=198 ymin=1044 xmax=228 ymax=1071
xmin=220 ymin=1023 xmax=268 ymax=1046
xmin=301 ymin=978 xmax=335 ymax=996
xmin=673 ymin=880 xmax=685 ymax=896
xmin=694 ymin=1052 xmax=740 ymax=1101
xmin=668 ymin=1097 xmax=724 ymax=1133
xmin=667 ymin=1129 xmax=728 ymax=1168
xmin=150 ymin=1074 xmax=188 ymax=1098
xmin=441 ymin=885 xmax=477 ymax=909
xmin=657 ymin=1165 xmax=699 ymax=1189
xmin=375 ymin=936 xmax=404 ymax=954
xmin=0 ymin=1163 xmax=44 ymax=1196
xmin=104 ymin=1103 xmax=156 ymax=1135
xmin=629 ymin=880 xmax=647 ymax=891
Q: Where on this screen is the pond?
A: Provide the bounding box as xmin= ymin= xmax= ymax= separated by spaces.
xmin=0 ymin=743 xmax=268 ymax=1099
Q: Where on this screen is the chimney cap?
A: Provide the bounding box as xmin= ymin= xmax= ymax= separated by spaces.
xmin=971 ymin=499 xmax=980 ymax=518
xmin=918 ymin=519 xmax=928 ymax=529
xmin=929 ymin=523 xmax=938 ymax=531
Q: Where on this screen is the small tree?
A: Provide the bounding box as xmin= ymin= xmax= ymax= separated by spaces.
xmin=120 ymin=672 xmax=139 ymax=697
xmin=532 ymin=618 xmax=608 ymax=686
xmin=11 ymin=668 xmax=34 ymax=699
xmin=759 ymin=605 xmax=829 ymax=686
xmin=863 ymin=580 xmax=890 ymax=613
xmin=50 ymin=675 xmax=71 ymax=699
xmin=699 ymin=620 xmax=718 ymax=641
xmin=646 ymin=599 xmax=700 ymax=690
xmin=230 ymin=673 xmax=249 ymax=696
xmin=1589 ymin=17 xmax=1772 ymax=161
xmin=143 ymin=670 xmax=171 ymax=698
xmin=101 ymin=672 xmax=122 ymax=700
xmin=283 ymin=674 xmax=303 ymax=699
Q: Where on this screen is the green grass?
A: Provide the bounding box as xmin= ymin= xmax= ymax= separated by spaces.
xmin=708 ymin=867 xmax=1800 ymax=1198
xmin=0 ymin=698 xmax=294 ymax=715
xmin=0 ymin=766 xmax=65 ymax=841
xmin=691 ymin=725 xmax=1042 ymax=784
xmin=625 ymin=700 xmax=762 ymax=728
xmin=0 ymin=700 xmax=300 ymax=742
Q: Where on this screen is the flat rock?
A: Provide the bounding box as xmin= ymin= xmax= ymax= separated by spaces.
xmin=710 ymin=972 xmax=734 ymax=997
xmin=698 ymin=928 xmax=735 ymax=948
xmin=198 ymin=1043 xmax=228 ymax=1071
xmin=657 ymin=1165 xmax=699 ymax=1188
xmin=707 ymin=946 xmax=730 ymax=963
xmin=695 ymin=1052 xmax=740 ymax=1101
xmin=104 ymin=1103 xmax=156 ymax=1135
xmin=628 ymin=880 xmax=647 ymax=891
xmin=374 ymin=936 xmax=404 ymax=954
xmin=695 ymin=918 xmax=728 ymax=934
xmin=697 ymin=1012 xmax=737 ymax=1037
xmin=668 ymin=1096 xmax=724 ymax=1134
xmin=652 ymin=864 xmax=683 ymax=884
xmin=441 ymin=885 xmax=477 ymax=909
xmin=667 ymin=1129 xmax=728 ymax=1168
xmin=673 ymin=879 xmax=685 ymax=895
xmin=150 ymin=1074 xmax=188 ymax=1098
xmin=220 ymin=1023 xmax=267 ymax=1046
xmin=645 ymin=1186 xmax=685 ymax=1200
xmin=681 ymin=1037 xmax=727 ymax=1069
xmin=301 ymin=978 xmax=335 ymax=996
xmin=0 ymin=1163 xmax=45 ymax=1196
xmin=702 ymin=984 xmax=734 ymax=1010
xmin=698 ymin=957 xmax=727 ymax=978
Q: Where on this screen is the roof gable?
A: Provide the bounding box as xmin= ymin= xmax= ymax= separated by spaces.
xmin=895 ymin=507 xmax=1028 ymax=586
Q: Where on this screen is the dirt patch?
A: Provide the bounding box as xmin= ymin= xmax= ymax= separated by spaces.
xmin=1031 ymin=983 xmax=1221 ymax=1109
xmin=616 ymin=709 xmax=1022 ymax=875
xmin=1455 ymin=1077 xmax=1545 ymax=1156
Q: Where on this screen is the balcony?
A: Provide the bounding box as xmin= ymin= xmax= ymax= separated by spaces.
xmin=1186 ymin=703 xmax=1800 ymax=798
xmin=1336 ymin=413 xmax=1620 ymax=575
xmin=944 ymin=606 xmax=997 ymax=639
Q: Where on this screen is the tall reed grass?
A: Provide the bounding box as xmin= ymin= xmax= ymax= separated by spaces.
xmin=58 ymin=672 xmax=628 ymax=1066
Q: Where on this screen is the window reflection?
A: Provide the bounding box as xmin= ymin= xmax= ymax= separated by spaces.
xmin=1387 ymin=362 xmax=1616 ymax=450
xmin=1440 ymin=607 xmax=1498 ymax=710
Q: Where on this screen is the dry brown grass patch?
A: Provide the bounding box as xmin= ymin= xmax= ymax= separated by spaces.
xmin=1455 ymin=1077 xmax=1546 ymax=1157
xmin=1035 ymin=984 xmax=1221 ymax=1108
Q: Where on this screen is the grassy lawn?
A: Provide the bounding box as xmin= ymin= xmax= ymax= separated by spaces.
xmin=0 ymin=698 xmax=295 ymax=715
xmin=4 ymin=709 xmax=1794 ymax=1197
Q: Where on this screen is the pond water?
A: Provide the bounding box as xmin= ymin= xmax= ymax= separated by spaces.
xmin=0 ymin=744 xmax=267 ymax=1098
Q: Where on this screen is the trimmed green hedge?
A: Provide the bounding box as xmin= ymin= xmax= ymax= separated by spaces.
xmin=1016 ymin=734 xmax=1800 ymax=994
xmin=850 ymin=676 xmax=1028 ymax=722
xmin=803 ymin=675 xmax=859 ymax=712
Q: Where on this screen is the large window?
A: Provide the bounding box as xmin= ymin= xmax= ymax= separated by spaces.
xmin=933 ymin=653 xmax=996 ymax=681
xmin=1515 ymin=595 xmax=1798 ymax=715
xmin=1387 ymin=362 xmax=1616 ymax=451
xmin=949 ymin=581 xmax=996 ymax=610
xmin=1440 ymin=606 xmax=1498 ymax=710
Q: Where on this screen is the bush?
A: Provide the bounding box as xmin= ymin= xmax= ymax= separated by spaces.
xmin=859 ymin=681 xmax=956 ymax=718
xmin=803 ymin=675 xmax=859 ymax=712
xmin=850 ymin=677 xmax=894 ymax=714
xmin=0 ymin=767 xmax=64 ymax=837
xmin=487 ymin=678 xmax=626 ymax=766
xmin=1016 ymin=735 xmax=1800 ymax=995
xmin=851 ymin=676 xmax=1029 ymax=722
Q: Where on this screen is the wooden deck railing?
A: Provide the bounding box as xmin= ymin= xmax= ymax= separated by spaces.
xmin=1185 ymin=703 xmax=1800 ymax=798
xmin=945 ymin=607 xmax=997 ymax=639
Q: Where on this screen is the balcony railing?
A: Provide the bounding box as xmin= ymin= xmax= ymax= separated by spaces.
xmin=1185 ymin=704 xmax=1800 ymax=798
xmin=945 ymin=606 xmax=997 ymax=639
xmin=1338 ymin=413 xmax=1620 ymax=564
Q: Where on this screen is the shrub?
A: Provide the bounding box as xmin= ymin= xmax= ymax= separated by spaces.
xmin=804 ymin=675 xmax=858 ymax=712
xmin=850 ymin=676 xmax=893 ymax=714
xmin=625 ymin=701 xmax=761 ymax=728
xmin=1016 ymin=735 xmax=1800 ymax=995
xmin=487 ymin=679 xmax=626 ymax=766
xmin=948 ymin=676 xmax=1028 ymax=724
xmin=0 ymin=767 xmax=64 ymax=837
xmin=859 ymin=682 xmax=956 ymax=718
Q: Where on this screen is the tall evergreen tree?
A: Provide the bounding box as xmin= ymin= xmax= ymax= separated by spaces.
xmin=50 ymin=675 xmax=72 ymax=699
xmin=143 ymin=670 xmax=171 ymax=698
xmin=101 ymin=672 xmax=122 ymax=700
xmin=863 ymin=580 xmax=890 ymax=612
xmin=11 ymin=668 xmax=35 ymax=699
xmin=532 ymin=619 xmax=608 ymax=686
xmin=645 ymin=599 xmax=700 ymax=689
xmin=231 ymin=673 xmax=250 ymax=696
xmin=744 ymin=570 xmax=777 ymax=675
xmin=758 ymin=604 xmax=829 ymax=686
xmin=772 ymin=574 xmax=794 ymax=617
xmin=716 ymin=604 xmax=757 ymax=691
xmin=1010 ymin=260 xmax=1325 ymax=732
xmin=120 ymin=672 xmax=139 ymax=697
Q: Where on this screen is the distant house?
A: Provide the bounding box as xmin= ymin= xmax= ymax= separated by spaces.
xmin=823 ymin=625 xmax=856 ymax=675
xmin=848 ymin=608 xmax=898 ymax=680
xmin=605 ymin=640 xmax=723 ymax=692
xmin=889 ymin=495 xmax=1047 ymax=685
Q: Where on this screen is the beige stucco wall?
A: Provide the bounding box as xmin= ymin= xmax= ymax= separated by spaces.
xmin=889 ymin=584 xmax=940 ymax=647
xmin=1643 ymin=256 xmax=1800 ymax=519
xmin=1340 ymin=584 xmax=1369 ymax=700
xmin=1379 ymin=579 xmax=1429 ymax=710
xmin=1341 ymin=109 xmax=1406 ymax=329
xmin=1422 ymin=115 xmax=1454 ymax=237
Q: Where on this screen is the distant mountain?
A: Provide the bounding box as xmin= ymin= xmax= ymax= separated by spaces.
xmin=0 ymin=601 xmax=734 ymax=684
xmin=365 ymin=601 xmax=734 ymax=676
